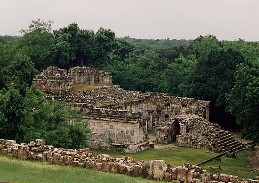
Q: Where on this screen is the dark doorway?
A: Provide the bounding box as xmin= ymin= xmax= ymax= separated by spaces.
xmin=171 ymin=120 xmax=180 ymax=142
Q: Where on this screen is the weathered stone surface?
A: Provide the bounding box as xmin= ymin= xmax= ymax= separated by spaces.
xmin=219 ymin=174 xmax=230 ymax=182
xmin=131 ymin=164 xmax=143 ymax=177
xmin=152 ymin=160 xmax=167 ymax=180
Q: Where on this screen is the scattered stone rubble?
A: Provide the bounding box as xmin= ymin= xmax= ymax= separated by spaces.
xmin=33 ymin=66 xmax=245 ymax=154
xmin=0 ymin=139 xmax=257 ymax=183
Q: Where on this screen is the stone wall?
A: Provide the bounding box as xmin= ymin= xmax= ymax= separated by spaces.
xmin=33 ymin=66 xmax=112 ymax=94
xmin=0 ymin=139 xmax=257 ymax=182
xmin=88 ymin=119 xmax=147 ymax=148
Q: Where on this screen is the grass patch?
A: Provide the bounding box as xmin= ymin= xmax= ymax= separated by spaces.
xmin=201 ymin=150 xmax=259 ymax=179
xmin=93 ymin=146 xmax=217 ymax=166
xmin=0 ymin=155 xmax=157 ymax=183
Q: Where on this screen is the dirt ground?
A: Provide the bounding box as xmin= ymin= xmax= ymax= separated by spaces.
xmin=153 ymin=144 xmax=177 ymax=149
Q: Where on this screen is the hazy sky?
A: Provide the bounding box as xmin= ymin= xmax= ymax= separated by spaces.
xmin=0 ymin=0 xmax=259 ymax=41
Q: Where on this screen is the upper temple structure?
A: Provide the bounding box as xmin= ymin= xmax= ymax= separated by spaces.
xmin=33 ymin=66 xmax=245 ymax=153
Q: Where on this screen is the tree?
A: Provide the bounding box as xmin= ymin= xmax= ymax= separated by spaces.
xmin=227 ymin=64 xmax=259 ymax=142
xmin=166 ymin=55 xmax=196 ymax=96
xmin=94 ymin=27 xmax=116 ymax=67
xmin=18 ymin=19 xmax=54 ymax=71
xmin=21 ymin=85 xmax=90 ymax=148
xmin=1 ymin=54 xmax=36 ymax=95
xmin=191 ymin=48 xmax=244 ymax=106
xmin=52 ymin=23 xmax=95 ymax=69
xmin=191 ymin=35 xmax=221 ymax=60
xmin=0 ymin=85 xmax=24 ymax=140
xmin=191 ymin=48 xmax=245 ymax=128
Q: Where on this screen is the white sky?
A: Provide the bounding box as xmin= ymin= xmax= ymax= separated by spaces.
xmin=0 ymin=0 xmax=259 ymax=41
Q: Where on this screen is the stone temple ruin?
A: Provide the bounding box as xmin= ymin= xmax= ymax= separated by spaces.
xmin=33 ymin=66 xmax=245 ymax=153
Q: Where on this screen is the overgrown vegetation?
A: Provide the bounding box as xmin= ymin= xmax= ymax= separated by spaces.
xmin=0 ymin=19 xmax=258 ymax=146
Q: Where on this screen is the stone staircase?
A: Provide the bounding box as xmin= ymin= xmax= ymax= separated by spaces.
xmin=213 ymin=129 xmax=245 ymax=154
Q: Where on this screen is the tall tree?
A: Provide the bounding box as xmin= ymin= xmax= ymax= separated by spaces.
xmin=1 ymin=54 xmax=36 ymax=95
xmin=52 ymin=23 xmax=95 ymax=69
xmin=191 ymin=48 xmax=245 ymax=128
xmin=19 ymin=19 xmax=54 ymax=71
xmin=227 ymin=64 xmax=259 ymax=142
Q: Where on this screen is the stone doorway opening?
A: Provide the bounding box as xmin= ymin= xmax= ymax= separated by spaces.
xmin=170 ymin=120 xmax=180 ymax=142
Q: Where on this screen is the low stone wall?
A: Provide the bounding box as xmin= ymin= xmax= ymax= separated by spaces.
xmin=0 ymin=139 xmax=257 ymax=183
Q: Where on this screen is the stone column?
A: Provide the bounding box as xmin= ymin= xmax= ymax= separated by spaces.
xmin=180 ymin=124 xmax=186 ymax=135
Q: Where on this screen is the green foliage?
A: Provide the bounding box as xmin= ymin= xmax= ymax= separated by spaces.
xmin=191 ymin=48 xmax=245 ymax=106
xmin=22 ymin=86 xmax=90 ymax=148
xmin=0 ymin=85 xmax=24 ymax=140
xmin=52 ymin=23 xmax=95 ymax=68
xmin=191 ymin=35 xmax=221 ymax=60
xmin=0 ymin=35 xmax=18 ymax=43
xmin=227 ymin=64 xmax=259 ymax=142
xmin=18 ymin=19 xmax=54 ymax=71
xmin=1 ymin=54 xmax=36 ymax=94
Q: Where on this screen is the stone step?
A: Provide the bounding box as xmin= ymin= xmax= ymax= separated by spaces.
xmin=217 ymin=133 xmax=232 ymax=140
xmin=225 ymin=143 xmax=241 ymax=151
xmin=228 ymin=144 xmax=245 ymax=153
xmin=217 ymin=138 xmax=235 ymax=146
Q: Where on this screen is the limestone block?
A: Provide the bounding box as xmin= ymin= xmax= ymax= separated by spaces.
xmin=35 ymin=139 xmax=46 ymax=146
xmin=53 ymin=153 xmax=61 ymax=164
xmin=170 ymin=167 xmax=178 ymax=180
xmin=130 ymin=164 xmax=143 ymax=177
xmin=212 ymin=174 xmax=220 ymax=181
xmin=72 ymin=160 xmax=79 ymax=167
xmin=152 ymin=160 xmax=168 ymax=180
xmin=36 ymin=153 xmax=43 ymax=161
xmin=219 ymin=174 xmax=230 ymax=182
xmin=11 ymin=147 xmax=18 ymax=158
xmin=95 ymin=162 xmax=102 ymax=170
xmin=102 ymin=162 xmax=110 ymax=172
xmin=142 ymin=161 xmax=152 ymax=178
xmin=43 ymin=151 xmax=48 ymax=161
xmin=164 ymin=172 xmax=173 ymax=181
xmin=84 ymin=160 xmax=95 ymax=169
xmin=187 ymin=169 xmax=195 ymax=183
xmin=177 ymin=166 xmax=188 ymax=182
xmin=228 ymin=175 xmax=240 ymax=183
xmin=109 ymin=162 xmax=118 ymax=173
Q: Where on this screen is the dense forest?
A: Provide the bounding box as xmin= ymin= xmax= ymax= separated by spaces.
xmin=0 ymin=20 xmax=258 ymax=146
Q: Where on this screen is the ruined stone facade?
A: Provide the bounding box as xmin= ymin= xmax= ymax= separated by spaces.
xmin=156 ymin=115 xmax=245 ymax=153
xmin=33 ymin=66 xmax=245 ymax=154
xmin=33 ymin=66 xmax=112 ymax=94
xmin=0 ymin=139 xmax=257 ymax=182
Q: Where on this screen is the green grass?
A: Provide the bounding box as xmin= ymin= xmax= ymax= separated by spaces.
xmin=201 ymin=150 xmax=259 ymax=179
xmin=93 ymin=146 xmax=217 ymax=166
xmin=0 ymin=155 xmax=157 ymax=183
